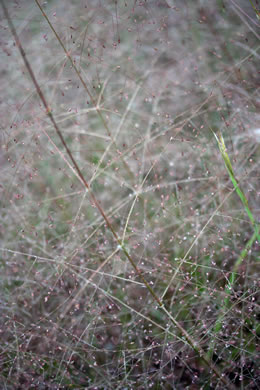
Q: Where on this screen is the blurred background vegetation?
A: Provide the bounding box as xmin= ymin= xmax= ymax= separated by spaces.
xmin=0 ymin=0 xmax=259 ymax=388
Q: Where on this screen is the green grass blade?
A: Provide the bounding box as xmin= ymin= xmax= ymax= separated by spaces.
xmin=213 ymin=130 xmax=260 ymax=242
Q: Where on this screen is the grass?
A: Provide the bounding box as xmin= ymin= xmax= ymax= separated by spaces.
xmin=0 ymin=0 xmax=259 ymax=389
xmin=207 ymin=129 xmax=259 ymax=361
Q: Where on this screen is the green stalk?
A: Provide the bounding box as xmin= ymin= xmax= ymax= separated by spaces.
xmin=249 ymin=0 xmax=260 ymax=20
xmin=207 ymin=130 xmax=260 ymax=359
xmin=207 ymin=229 xmax=259 ymax=358
xmin=213 ymin=130 xmax=260 ymax=242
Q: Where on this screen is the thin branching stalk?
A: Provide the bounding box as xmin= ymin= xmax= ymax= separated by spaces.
xmin=34 ymin=0 xmax=135 ymax=181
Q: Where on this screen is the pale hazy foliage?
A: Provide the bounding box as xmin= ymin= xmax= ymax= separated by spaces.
xmin=0 ymin=0 xmax=259 ymax=389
